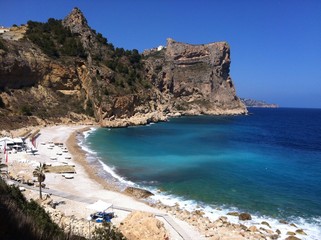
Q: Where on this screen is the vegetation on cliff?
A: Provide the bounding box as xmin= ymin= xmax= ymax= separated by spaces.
xmin=25 ymin=18 xmax=86 ymax=59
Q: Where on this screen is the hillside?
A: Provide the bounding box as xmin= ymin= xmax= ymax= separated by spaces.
xmin=0 ymin=8 xmax=246 ymax=130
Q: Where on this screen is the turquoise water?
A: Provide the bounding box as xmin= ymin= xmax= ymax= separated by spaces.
xmin=84 ymin=108 xmax=321 ymax=225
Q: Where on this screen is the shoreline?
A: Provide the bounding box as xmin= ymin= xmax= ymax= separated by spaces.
xmin=65 ymin=127 xmax=118 ymax=191
xmin=70 ymin=126 xmax=320 ymax=240
xmin=3 ymin=124 xmax=318 ymax=239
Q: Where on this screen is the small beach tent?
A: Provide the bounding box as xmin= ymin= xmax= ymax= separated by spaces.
xmin=0 ymin=137 xmax=14 ymax=151
xmin=87 ymin=200 xmax=113 ymax=212
xmin=13 ymin=138 xmax=24 ymax=146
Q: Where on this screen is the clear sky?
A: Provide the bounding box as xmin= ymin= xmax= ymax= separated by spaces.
xmin=1 ymin=0 xmax=321 ymax=108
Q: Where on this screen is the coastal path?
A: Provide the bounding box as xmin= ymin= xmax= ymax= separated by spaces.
xmin=9 ymin=180 xmax=195 ymax=240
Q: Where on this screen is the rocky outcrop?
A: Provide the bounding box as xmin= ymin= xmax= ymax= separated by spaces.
xmin=143 ymin=38 xmax=247 ymax=116
xmin=0 ymin=8 xmax=247 ymax=130
xmin=119 ymin=211 xmax=168 ymax=240
xmin=124 ymin=187 xmax=154 ymax=199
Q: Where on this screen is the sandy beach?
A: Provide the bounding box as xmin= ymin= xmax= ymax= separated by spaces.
xmin=2 ymin=125 xmax=310 ymax=240
xmin=4 ymin=125 xmax=206 ymax=240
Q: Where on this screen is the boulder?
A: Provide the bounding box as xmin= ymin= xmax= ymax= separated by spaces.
xmin=290 ymin=223 xmax=298 ymax=228
xmin=119 ymin=211 xmax=168 ymax=240
xmin=238 ymin=213 xmax=252 ymax=221
xmin=295 ymin=229 xmax=307 ymax=235
xmin=248 ymin=226 xmax=258 ymax=232
xmin=261 ymin=221 xmax=271 ymax=228
xmin=279 ymin=219 xmax=288 ymax=224
xmin=285 ymin=237 xmax=301 ymax=240
xmin=124 ymin=187 xmax=154 ymax=199
xmin=227 ymin=211 xmax=239 ymax=216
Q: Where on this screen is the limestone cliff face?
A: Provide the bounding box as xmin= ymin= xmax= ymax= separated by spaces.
xmin=0 ymin=8 xmax=246 ymax=130
xmin=143 ymin=38 xmax=247 ymax=116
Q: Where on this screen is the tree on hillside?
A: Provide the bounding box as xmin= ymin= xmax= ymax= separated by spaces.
xmin=33 ymin=163 xmax=46 ymax=199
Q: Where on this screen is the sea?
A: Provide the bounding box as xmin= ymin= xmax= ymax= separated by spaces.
xmin=80 ymin=108 xmax=321 ymax=239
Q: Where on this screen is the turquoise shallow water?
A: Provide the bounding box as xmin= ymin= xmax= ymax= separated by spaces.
xmin=84 ymin=108 xmax=321 ymax=224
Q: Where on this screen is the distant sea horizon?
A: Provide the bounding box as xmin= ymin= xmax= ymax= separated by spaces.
xmin=81 ymin=108 xmax=321 ymax=239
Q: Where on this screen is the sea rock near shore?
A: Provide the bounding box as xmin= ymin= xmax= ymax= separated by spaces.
xmin=238 ymin=212 xmax=252 ymax=221
xmin=119 ymin=211 xmax=168 ymax=240
xmin=124 ymin=187 xmax=154 ymax=199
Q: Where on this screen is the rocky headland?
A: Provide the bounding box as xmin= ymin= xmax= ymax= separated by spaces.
xmin=0 ymin=7 xmax=246 ymax=130
xmin=241 ymin=98 xmax=278 ymax=108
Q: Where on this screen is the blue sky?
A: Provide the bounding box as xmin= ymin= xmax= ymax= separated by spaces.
xmin=1 ymin=0 xmax=321 ymax=108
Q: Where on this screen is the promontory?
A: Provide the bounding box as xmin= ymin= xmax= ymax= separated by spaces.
xmin=0 ymin=7 xmax=247 ymax=130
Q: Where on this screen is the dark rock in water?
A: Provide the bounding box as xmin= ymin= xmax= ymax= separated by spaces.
xmin=124 ymin=187 xmax=154 ymax=199
xmin=295 ymin=229 xmax=307 ymax=235
xmin=286 ymin=231 xmax=296 ymax=235
xmin=285 ymin=236 xmax=301 ymax=240
xmin=261 ymin=221 xmax=271 ymax=228
xmin=238 ymin=213 xmax=252 ymax=221
xmin=227 ymin=211 xmax=239 ymax=216
xmin=290 ymin=223 xmax=298 ymax=228
xmin=276 ymin=229 xmax=281 ymax=235
xmin=279 ymin=219 xmax=289 ymax=224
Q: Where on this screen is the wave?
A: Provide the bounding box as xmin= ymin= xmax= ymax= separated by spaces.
xmin=77 ymin=127 xmax=135 ymax=188
xmin=82 ymin=127 xmax=97 ymax=139
xmin=98 ymin=159 xmax=135 ymax=187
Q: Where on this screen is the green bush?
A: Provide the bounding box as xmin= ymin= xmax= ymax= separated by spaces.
xmin=92 ymin=222 xmax=126 ymax=240
xmin=20 ymin=105 xmax=33 ymax=116
xmin=26 ymin=18 xmax=86 ymax=59
xmin=0 ymin=38 xmax=8 ymax=51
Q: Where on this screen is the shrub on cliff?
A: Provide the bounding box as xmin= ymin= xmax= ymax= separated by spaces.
xmin=26 ymin=18 xmax=86 ymax=59
xmin=0 ymin=38 xmax=8 ymax=51
xmin=20 ymin=105 xmax=33 ymax=116
xmin=92 ymin=222 xmax=126 ymax=240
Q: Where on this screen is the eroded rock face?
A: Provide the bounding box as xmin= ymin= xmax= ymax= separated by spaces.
xmin=157 ymin=38 xmax=247 ymax=115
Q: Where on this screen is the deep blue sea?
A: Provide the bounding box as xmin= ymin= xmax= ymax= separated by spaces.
xmin=83 ymin=108 xmax=321 ymax=238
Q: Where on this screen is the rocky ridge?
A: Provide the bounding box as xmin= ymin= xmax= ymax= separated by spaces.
xmin=241 ymin=98 xmax=278 ymax=108
xmin=0 ymin=7 xmax=246 ymax=130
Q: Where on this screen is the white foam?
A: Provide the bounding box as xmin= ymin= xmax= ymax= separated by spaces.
xmin=98 ymin=159 xmax=135 ymax=186
xmin=148 ymin=190 xmax=321 ymax=239
xmin=80 ymin=144 xmax=97 ymax=155
xmin=83 ymin=127 xmax=97 ymax=139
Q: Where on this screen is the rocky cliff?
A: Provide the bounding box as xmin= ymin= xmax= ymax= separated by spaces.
xmin=0 ymin=8 xmax=246 ymax=130
xmin=144 ymin=38 xmax=247 ymax=115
